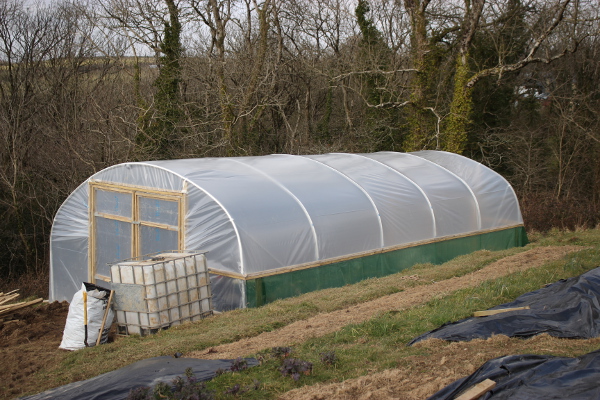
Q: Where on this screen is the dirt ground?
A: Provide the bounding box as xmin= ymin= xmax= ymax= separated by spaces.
xmin=0 ymin=301 xmax=70 ymax=398
xmin=0 ymin=245 xmax=585 ymax=399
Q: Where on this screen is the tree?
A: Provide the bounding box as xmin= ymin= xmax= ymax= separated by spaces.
xmin=403 ymin=0 xmax=444 ymax=151
xmin=354 ymin=0 xmax=400 ymax=150
xmin=442 ymin=0 xmax=485 ymax=153
xmin=137 ymin=0 xmax=184 ymax=159
xmin=99 ymin=0 xmax=188 ymax=159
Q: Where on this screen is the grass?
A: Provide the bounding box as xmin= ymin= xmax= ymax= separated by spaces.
xmin=20 ymin=228 xmax=600 ymax=398
xmin=203 ymin=244 xmax=600 ymax=399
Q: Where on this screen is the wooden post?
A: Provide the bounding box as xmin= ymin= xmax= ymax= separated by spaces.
xmin=96 ymin=290 xmax=114 ymax=346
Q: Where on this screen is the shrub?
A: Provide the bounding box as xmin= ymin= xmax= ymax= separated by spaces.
xmin=279 ymin=358 xmax=313 ymax=381
xmin=126 ymin=368 xmax=215 ymax=400
xmin=229 ymin=357 xmax=248 ymax=372
xmin=320 ymin=351 xmax=337 ymax=365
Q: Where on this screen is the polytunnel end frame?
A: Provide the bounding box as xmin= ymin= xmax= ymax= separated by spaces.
xmin=87 ymin=166 xmax=249 ymax=310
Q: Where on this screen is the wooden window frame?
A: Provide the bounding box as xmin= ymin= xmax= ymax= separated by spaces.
xmin=89 ymin=181 xmax=186 ymax=283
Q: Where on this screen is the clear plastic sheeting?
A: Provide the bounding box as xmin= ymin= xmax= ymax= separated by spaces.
xmin=95 ymin=189 xmax=132 ymax=217
xmin=236 ymin=155 xmax=381 ymax=262
xmin=183 ymin=184 xmax=239 ymax=274
xmin=50 ymin=151 xmax=525 ymax=310
xmin=95 ymin=217 xmax=132 ymax=278
xmin=49 ymin=182 xmax=89 ymax=302
xmin=305 ymin=153 xmax=434 ymax=246
xmin=138 ymin=197 xmax=178 ymax=226
xmin=366 ymin=152 xmax=480 ymax=237
xmin=92 ymin=162 xmax=184 ymax=192
xmin=157 ymin=157 xmax=319 ymax=274
xmin=139 ymin=226 xmax=178 ymax=256
xmin=413 ymin=151 xmax=523 ymax=229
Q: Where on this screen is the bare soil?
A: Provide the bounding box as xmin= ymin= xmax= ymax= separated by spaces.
xmin=0 ymin=301 xmax=70 ymax=398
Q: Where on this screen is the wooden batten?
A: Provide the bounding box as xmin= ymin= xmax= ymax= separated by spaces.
xmin=208 ymin=268 xmax=246 ymax=280
xmin=88 ymin=183 xmax=97 ymax=284
xmin=474 ymin=306 xmax=530 ymax=317
xmin=455 ymin=379 xmax=496 ymax=400
xmin=89 ymin=180 xmax=186 ymax=195
xmin=180 ymin=181 xmax=187 ymax=253
xmin=94 ymin=274 xmax=111 ymax=283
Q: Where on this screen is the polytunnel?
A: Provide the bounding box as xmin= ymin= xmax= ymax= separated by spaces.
xmin=50 ymin=151 xmax=527 ymax=311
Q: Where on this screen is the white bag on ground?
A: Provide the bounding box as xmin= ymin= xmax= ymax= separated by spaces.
xmin=59 ymin=282 xmax=114 ymax=351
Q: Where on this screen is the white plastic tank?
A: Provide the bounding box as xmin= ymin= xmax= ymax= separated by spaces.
xmin=110 ymin=252 xmax=212 ymax=335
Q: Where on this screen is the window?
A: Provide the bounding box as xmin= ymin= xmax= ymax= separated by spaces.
xmin=89 ymin=183 xmax=184 ymax=283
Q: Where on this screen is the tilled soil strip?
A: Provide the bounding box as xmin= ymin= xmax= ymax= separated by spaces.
xmin=187 ymin=246 xmax=583 ymax=360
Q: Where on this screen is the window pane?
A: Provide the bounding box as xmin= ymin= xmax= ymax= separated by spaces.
xmin=138 ymin=196 xmax=178 ymax=226
xmin=95 ymin=217 xmax=131 ymax=276
xmin=140 ymin=225 xmax=178 ymax=256
xmin=95 ymin=189 xmax=132 ymax=218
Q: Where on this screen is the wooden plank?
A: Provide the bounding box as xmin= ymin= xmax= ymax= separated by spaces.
xmin=179 ymin=182 xmax=186 ymax=256
xmin=0 ymin=293 xmax=20 ymax=305
xmin=96 ymin=290 xmax=114 ymax=346
xmin=89 ymin=183 xmax=97 ymax=284
xmin=208 ymin=268 xmax=246 ymax=280
xmin=0 ymin=298 xmax=42 ymax=311
xmin=474 ymin=306 xmax=530 ymax=317
xmin=138 ymin=220 xmax=179 ymax=231
xmin=133 ymin=190 xmax=139 ymax=264
xmin=95 ymin=274 xmax=111 ymax=282
xmin=0 ymin=298 xmax=43 ymax=317
xmin=94 ymin=212 xmax=133 ymax=224
xmin=455 ymin=379 xmax=496 ymax=400
xmin=90 ymin=180 xmax=186 ymax=196
xmin=0 ymin=303 xmax=19 ymax=311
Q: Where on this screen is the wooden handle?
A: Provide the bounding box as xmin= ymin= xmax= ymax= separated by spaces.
xmin=83 ymin=291 xmax=88 ymax=347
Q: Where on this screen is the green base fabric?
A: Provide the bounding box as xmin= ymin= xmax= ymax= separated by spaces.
xmin=246 ymin=226 xmax=528 ymax=307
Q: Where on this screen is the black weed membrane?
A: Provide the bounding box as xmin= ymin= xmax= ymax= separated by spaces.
xmin=427 ymin=350 xmax=600 ymax=400
xmin=22 ymin=356 xmax=258 ymax=400
xmin=410 ymin=265 xmax=600 ymax=345
xmin=414 ymin=266 xmax=600 ymax=400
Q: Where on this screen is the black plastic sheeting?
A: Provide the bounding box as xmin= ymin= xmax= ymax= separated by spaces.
xmin=410 ymin=265 xmax=600 ymax=345
xmin=22 ymin=356 xmax=258 ymax=400
xmin=427 ymin=350 xmax=600 ymax=400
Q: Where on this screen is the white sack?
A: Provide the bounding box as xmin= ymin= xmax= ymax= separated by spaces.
xmin=59 ymin=283 xmax=114 ymax=351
